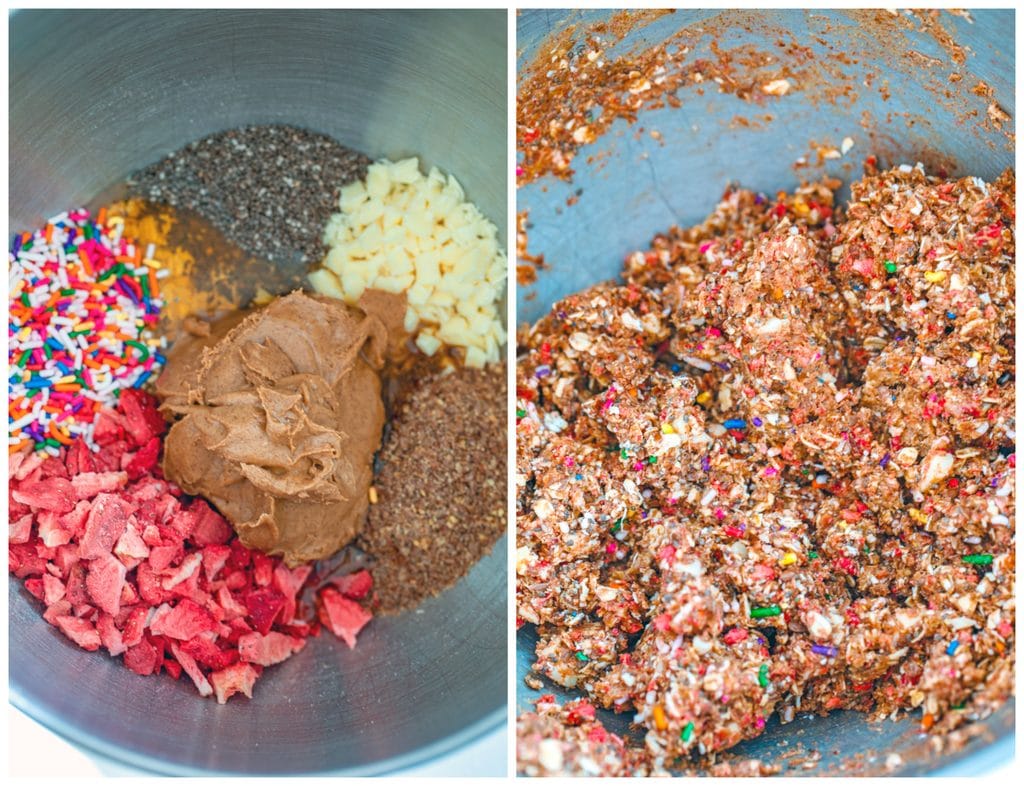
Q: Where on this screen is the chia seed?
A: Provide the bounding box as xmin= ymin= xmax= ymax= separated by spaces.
xmin=127 ymin=124 xmax=370 ymax=268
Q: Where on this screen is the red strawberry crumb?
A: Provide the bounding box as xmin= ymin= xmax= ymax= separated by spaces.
xmin=318 ymin=588 xmax=372 ymax=649
xmin=210 ymin=662 xmax=259 ymax=705
xmin=85 ymin=552 xmax=127 ymax=616
xmin=54 ymin=616 xmax=101 ymax=651
xmin=238 ymin=631 xmax=307 ymax=666
xmin=329 ymin=569 xmax=373 ymax=600
xmin=244 ymin=589 xmax=286 ymax=636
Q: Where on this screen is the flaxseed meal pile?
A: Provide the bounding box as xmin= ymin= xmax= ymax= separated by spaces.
xmin=515 ymin=162 xmax=1014 ymax=775
xmin=360 ymin=363 xmax=508 ymax=613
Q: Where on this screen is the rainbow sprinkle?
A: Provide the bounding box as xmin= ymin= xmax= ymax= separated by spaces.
xmin=8 ymin=209 xmax=165 ymax=456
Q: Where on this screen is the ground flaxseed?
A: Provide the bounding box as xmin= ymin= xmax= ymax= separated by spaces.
xmin=360 ymin=363 xmax=508 ymax=614
xmin=128 ymin=124 xmax=370 ymax=268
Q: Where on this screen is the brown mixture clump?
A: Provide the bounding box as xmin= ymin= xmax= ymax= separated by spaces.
xmin=361 ymin=363 xmax=508 ymax=613
xmin=515 ymin=163 xmax=1014 ymax=775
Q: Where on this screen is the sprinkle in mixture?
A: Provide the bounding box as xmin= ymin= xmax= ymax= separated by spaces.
xmin=516 ymin=163 xmax=1014 ymax=775
xmin=8 ymin=209 xmax=166 ymax=455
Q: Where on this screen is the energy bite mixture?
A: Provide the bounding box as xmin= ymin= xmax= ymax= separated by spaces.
xmin=515 ymin=163 xmax=1014 ymax=773
xmin=359 ymin=363 xmax=508 ymax=613
xmin=157 ymin=291 xmax=388 ymax=567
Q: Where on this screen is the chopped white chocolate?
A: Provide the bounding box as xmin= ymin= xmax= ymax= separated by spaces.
xmin=311 ymin=157 xmax=506 ymax=367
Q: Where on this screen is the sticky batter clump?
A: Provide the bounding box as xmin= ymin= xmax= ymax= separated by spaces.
xmin=516 ymin=163 xmax=1014 ymax=775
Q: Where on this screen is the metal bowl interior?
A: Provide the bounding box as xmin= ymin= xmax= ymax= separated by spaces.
xmin=10 ymin=9 xmax=507 ymax=775
xmin=516 ymin=8 xmax=1014 ymax=775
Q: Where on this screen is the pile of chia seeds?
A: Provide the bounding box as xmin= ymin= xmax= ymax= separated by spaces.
xmin=128 ymin=125 xmax=370 ymax=267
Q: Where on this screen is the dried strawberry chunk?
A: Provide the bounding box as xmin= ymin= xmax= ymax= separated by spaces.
xmin=118 ymin=388 xmax=167 ymax=447
xmin=238 ymin=631 xmax=306 ymax=666
xmin=85 ymin=552 xmax=127 ymax=616
xmin=244 ymin=589 xmax=286 ymax=636
xmin=78 ymin=494 xmax=130 ymax=560
xmin=329 ymin=569 xmax=374 ymax=600
xmin=318 ymin=588 xmax=372 ymax=649
xmin=210 ymin=662 xmax=259 ymax=705
xmin=149 ymin=599 xmax=218 ymax=640
xmin=12 ymin=477 xmax=76 ymax=513
xmin=54 ymin=615 xmax=101 ymax=651
xmin=71 ymin=471 xmax=128 ymax=501
xmin=125 ymin=437 xmax=161 ymax=480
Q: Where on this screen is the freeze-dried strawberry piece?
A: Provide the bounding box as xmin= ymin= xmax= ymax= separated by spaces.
xmin=135 ymin=561 xmax=170 ymax=606
xmin=223 ymin=616 xmax=254 ymax=639
xmin=64 ymin=438 xmax=97 ymax=475
xmin=210 ymin=662 xmax=259 ymax=704
xmin=252 ymin=553 xmax=274 ymax=587
xmin=167 ymin=508 xmax=198 ymax=541
xmin=42 ymin=599 xmax=72 ymax=625
xmin=169 ymin=642 xmax=213 ymax=697
xmin=129 ymin=476 xmax=174 ymax=505
xmin=244 ymin=589 xmax=286 ymax=635
xmin=202 ymin=545 xmax=232 ymax=582
xmin=12 ymin=449 xmax=44 ymax=480
xmin=273 ymin=563 xmax=313 ymax=623
xmin=166 ymin=571 xmax=208 ymax=608
xmin=238 ymin=631 xmax=306 ymax=666
xmin=24 ymin=578 xmax=45 ymax=601
xmin=118 ymin=388 xmax=167 ymax=448
xmin=92 ymin=409 xmax=126 ymax=445
xmin=216 ymin=587 xmax=249 ymax=621
xmin=8 ymin=494 xmax=31 ymax=522
xmin=162 ymin=552 xmax=203 ymax=590
xmin=58 ymin=500 xmax=91 ymax=540
xmin=121 ymin=606 xmax=149 ymax=648
xmin=39 ymin=456 xmax=69 ymax=480
xmin=9 ymin=543 xmax=47 ymax=578
xmin=42 ymin=574 xmax=66 ymax=606
xmin=125 ymin=437 xmax=161 ymax=480
xmin=64 ymin=564 xmax=90 ymax=607
xmin=222 ymin=569 xmax=249 ymax=592
xmin=329 ymin=569 xmax=374 ymax=601
xmin=85 ymin=553 xmax=127 ymax=616
xmin=79 ymin=494 xmax=130 ymax=560
xmin=120 ymin=581 xmax=139 ymax=606
xmin=163 ymin=658 xmax=183 ymax=680
xmin=114 ymin=523 xmax=150 ymax=567
xmin=124 ymin=638 xmax=160 ymax=676
xmin=54 ymin=615 xmax=101 ymax=651
xmin=318 ymin=588 xmax=372 ymax=649
xmin=148 ymin=543 xmax=184 ymax=573
xmin=95 ymin=440 xmax=131 ymax=473
xmin=12 ymin=477 xmax=76 ymax=513
xmin=9 ymin=448 xmax=28 ymax=479
xmin=179 ymin=636 xmax=239 ymax=671
xmin=53 ymin=544 xmax=81 ymax=578
xmin=71 ymin=471 xmax=128 ymax=500
xmin=96 ymin=613 xmax=126 ymax=657
xmin=190 ymin=501 xmax=233 ymax=546
xmin=149 ymin=599 xmax=218 ymax=640
xmin=37 ymin=511 xmax=72 ymax=548
xmin=9 ymin=513 xmax=35 ymax=545
xmin=228 ymin=539 xmax=253 ymax=568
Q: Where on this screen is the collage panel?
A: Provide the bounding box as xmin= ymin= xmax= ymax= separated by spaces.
xmin=8 ymin=7 xmax=507 ymax=778
xmin=514 ymin=7 xmax=1014 ymax=778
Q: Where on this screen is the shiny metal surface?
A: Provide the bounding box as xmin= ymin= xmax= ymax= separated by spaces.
xmin=9 ymin=9 xmax=506 ymax=775
xmin=516 ymin=8 xmax=1014 ymax=775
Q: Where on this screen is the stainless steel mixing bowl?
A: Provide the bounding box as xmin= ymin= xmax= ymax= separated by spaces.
xmin=516 ymin=8 xmax=1013 ymax=775
xmin=10 ymin=9 xmax=506 ymax=775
